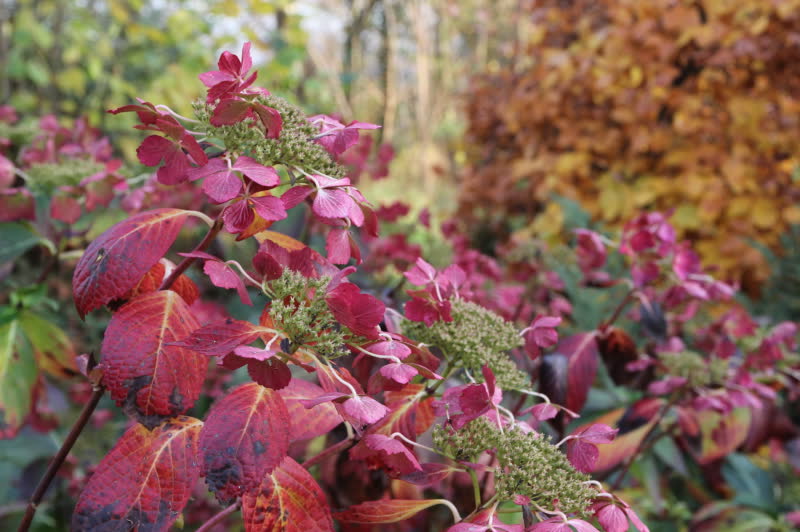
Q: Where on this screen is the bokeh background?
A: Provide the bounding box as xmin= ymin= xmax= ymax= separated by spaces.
xmin=4 ymin=0 xmax=800 ymax=302
xmin=3 ymin=0 xmax=800 ymax=530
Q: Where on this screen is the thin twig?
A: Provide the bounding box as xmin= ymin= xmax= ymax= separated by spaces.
xmin=196 ymin=501 xmax=240 ymax=532
xmin=17 ymin=386 xmax=105 ymax=532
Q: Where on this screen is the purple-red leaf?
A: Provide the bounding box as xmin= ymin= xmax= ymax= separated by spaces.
xmin=72 ymin=416 xmax=203 ymax=532
xmin=72 ymin=208 xmax=189 ymax=318
xmin=242 ymin=456 xmax=334 ymax=532
xmin=555 ymin=333 xmax=600 ymax=414
xmin=199 ymin=382 xmax=290 ymax=503
xmin=101 ymin=291 xmax=206 ymax=427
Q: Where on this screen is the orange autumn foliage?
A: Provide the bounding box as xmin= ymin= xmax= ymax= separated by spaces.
xmin=458 ymin=0 xmax=800 ymax=290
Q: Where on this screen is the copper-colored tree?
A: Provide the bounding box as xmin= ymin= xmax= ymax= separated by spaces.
xmin=459 ymin=0 xmax=800 ymax=289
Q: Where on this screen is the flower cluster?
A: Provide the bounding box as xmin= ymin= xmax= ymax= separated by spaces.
xmin=403 ymin=298 xmax=527 ymax=390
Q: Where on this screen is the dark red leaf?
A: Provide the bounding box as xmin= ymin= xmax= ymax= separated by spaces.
xmin=560 ymin=333 xmax=600 ymax=414
xmin=72 ymin=208 xmax=189 ymax=318
xmin=101 ymin=291 xmax=207 ymax=427
xmin=72 ymin=416 xmax=203 ymax=532
xmin=211 ymin=98 xmax=252 ymax=126
xmin=199 ymin=382 xmax=290 ymax=503
xmin=247 ymin=358 xmax=292 ymax=390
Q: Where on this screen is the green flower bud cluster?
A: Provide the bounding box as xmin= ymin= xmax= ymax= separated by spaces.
xmin=402 ymin=299 xmax=528 ymax=389
xmin=432 ymin=417 xmax=500 ymax=462
xmin=25 ymin=159 xmax=105 ymax=190
xmin=193 ymin=95 xmax=344 ymax=177
xmin=434 ymin=418 xmax=594 ymax=515
xmin=267 ymin=270 xmax=348 ymax=359
xmin=660 ymin=350 xmax=727 ymax=387
xmin=0 ymin=120 xmax=37 ymax=147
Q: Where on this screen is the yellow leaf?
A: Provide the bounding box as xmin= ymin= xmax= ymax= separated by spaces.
xmin=752 ymin=197 xmax=779 ymax=229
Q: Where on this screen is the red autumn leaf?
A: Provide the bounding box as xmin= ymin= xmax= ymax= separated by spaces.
xmin=128 ymin=261 xmax=166 ymax=296
xmin=170 ymin=318 xmax=266 ymax=357
xmin=325 ymin=282 xmax=385 ymax=339
xmin=334 ymin=498 xmax=446 ymax=524
xmin=277 ymin=378 xmax=343 ymax=442
xmin=559 ymin=332 xmax=600 ymax=414
xmin=247 ymin=358 xmax=292 ymax=390
xmin=170 ymin=272 xmax=200 ymax=304
xmin=199 ymin=382 xmax=290 ymax=503
xmin=241 ymin=456 xmax=334 ymax=532
xmin=72 ymin=208 xmax=189 ymax=318
xmin=50 ymin=195 xmax=81 ymax=223
xmin=372 ymin=383 xmax=436 ymax=437
xmin=210 ymin=98 xmax=252 ymax=125
xmin=567 ymin=440 xmax=600 ymax=473
xmin=101 ymin=291 xmax=207 ymax=427
xmin=203 ymin=259 xmax=253 ymax=306
xmin=71 ymin=416 xmax=203 ymax=532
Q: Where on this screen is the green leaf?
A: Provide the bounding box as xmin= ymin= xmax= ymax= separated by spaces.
xmin=19 ymin=311 xmax=76 ymax=378
xmin=0 ymin=319 xmax=38 ymax=438
xmin=722 ymin=453 xmax=776 ymax=512
xmin=26 ymin=60 xmax=50 ymax=87
xmin=0 ymin=222 xmax=47 ymax=264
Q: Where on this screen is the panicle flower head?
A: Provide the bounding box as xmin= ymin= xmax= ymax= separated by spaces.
xmin=402 ymin=298 xmax=527 ymax=390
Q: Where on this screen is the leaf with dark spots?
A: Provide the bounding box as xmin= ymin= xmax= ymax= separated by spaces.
xmin=101 ymin=291 xmax=207 ymax=427
xmin=199 ymin=382 xmax=290 ymax=503
xmin=72 ymin=208 xmax=190 ymax=318
xmin=242 ymin=456 xmax=334 ymax=531
xmin=71 ymin=416 xmax=203 ymax=532
xmin=0 ymin=319 xmax=37 ymax=439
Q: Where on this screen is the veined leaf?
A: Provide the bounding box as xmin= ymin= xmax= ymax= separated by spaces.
xmin=101 ymin=291 xmax=206 ymax=427
xmin=72 ymin=208 xmax=189 ymax=318
xmin=0 ymin=319 xmax=37 ymax=439
xmin=278 ymin=378 xmax=342 ymax=442
xmin=18 ymin=311 xmax=77 ymax=378
xmin=242 ymin=456 xmax=334 ymax=532
xmin=199 ymin=382 xmax=290 ymax=503
xmin=72 ymin=416 xmax=203 ymax=532
xmin=334 ymin=498 xmax=448 ymax=524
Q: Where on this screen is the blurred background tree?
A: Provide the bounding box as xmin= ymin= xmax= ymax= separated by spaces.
xmin=4 ymin=0 xmax=798 ymax=290
xmin=456 ymin=0 xmax=800 ymax=292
